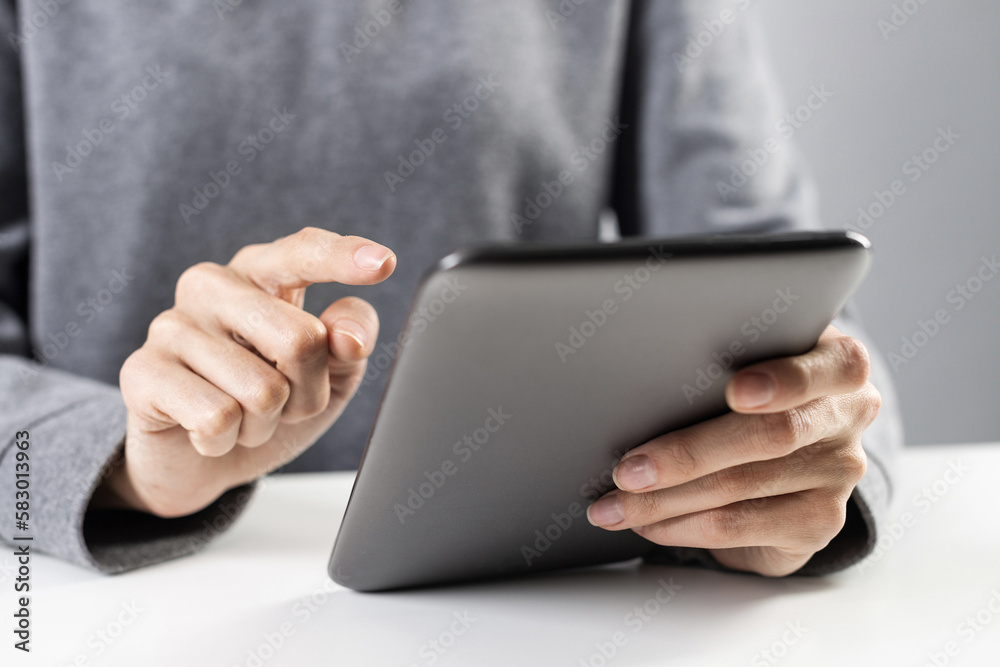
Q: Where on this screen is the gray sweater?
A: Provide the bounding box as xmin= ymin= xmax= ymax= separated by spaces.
xmin=0 ymin=0 xmax=902 ymax=575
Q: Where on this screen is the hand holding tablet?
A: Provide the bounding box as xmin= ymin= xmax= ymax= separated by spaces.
xmin=330 ymin=231 xmax=876 ymax=590
xmin=592 ymin=323 xmax=879 ymax=577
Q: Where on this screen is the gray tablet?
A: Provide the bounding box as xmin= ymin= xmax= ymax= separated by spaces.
xmin=329 ymin=231 xmax=872 ymax=591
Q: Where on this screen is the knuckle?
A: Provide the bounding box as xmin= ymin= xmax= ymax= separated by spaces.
xmin=283 ymin=319 xmax=329 ymax=359
xmin=293 ymin=226 xmax=327 ymax=246
xmin=119 ymin=348 xmax=147 ymax=383
xmin=119 ymin=347 xmax=173 ymax=403
xmin=119 ymin=349 xmax=156 ymax=401
xmin=659 ymin=437 xmax=702 ymax=479
xmin=146 ymin=310 xmax=185 ymax=342
xmin=836 ymin=336 xmax=871 ymax=388
xmin=805 ymin=492 xmax=848 ymax=545
xmin=701 ymin=507 xmax=751 ymax=546
xmin=859 ymin=383 xmax=883 ymax=427
xmin=752 ymin=409 xmax=809 ymax=455
xmin=837 ymin=444 xmax=868 ymax=485
xmin=245 ymin=377 xmax=291 ymax=414
xmin=827 ymin=498 xmax=849 ymax=536
xmin=712 ymin=463 xmax=759 ymax=501
xmin=176 ymin=262 xmax=223 ymax=303
xmin=193 ymin=399 xmax=241 ymax=441
xmin=229 ymin=243 xmax=266 ymax=267
xmin=282 ymin=383 xmax=332 ymax=423
xmin=622 ymin=491 xmax=659 ymax=524
xmin=237 ymin=429 xmax=273 ymax=449
xmin=245 ymin=295 xmax=280 ymax=325
xmin=784 ymin=355 xmax=815 ymax=397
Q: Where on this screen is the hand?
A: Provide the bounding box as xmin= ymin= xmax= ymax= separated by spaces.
xmin=586 ymin=325 xmax=881 ymax=576
xmin=96 ymin=228 xmax=396 ymax=517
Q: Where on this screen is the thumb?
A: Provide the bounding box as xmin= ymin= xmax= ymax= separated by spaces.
xmin=319 ymin=296 xmax=380 ymax=400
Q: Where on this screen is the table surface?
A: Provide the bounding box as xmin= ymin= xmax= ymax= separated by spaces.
xmin=7 ymin=443 xmax=999 ymax=667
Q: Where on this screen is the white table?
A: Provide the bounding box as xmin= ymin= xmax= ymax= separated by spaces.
xmin=8 ymin=444 xmax=1000 ymax=667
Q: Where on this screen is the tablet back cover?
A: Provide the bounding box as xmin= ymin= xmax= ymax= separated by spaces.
xmin=330 ymin=232 xmax=871 ymax=591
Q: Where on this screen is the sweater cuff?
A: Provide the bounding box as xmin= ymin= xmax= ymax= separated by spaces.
xmin=0 ymin=375 xmax=255 ymax=573
xmin=84 ymin=482 xmax=256 ymax=573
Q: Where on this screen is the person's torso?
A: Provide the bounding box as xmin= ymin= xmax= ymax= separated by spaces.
xmin=20 ymin=0 xmax=631 ymax=468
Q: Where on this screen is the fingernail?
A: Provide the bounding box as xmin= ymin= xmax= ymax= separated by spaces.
xmin=333 ymin=319 xmax=367 ymax=350
xmin=587 ymin=494 xmax=625 ymax=527
xmin=614 ymin=455 xmax=657 ymax=491
xmin=733 ymin=372 xmax=775 ymax=409
xmin=354 ymin=245 xmax=393 ymax=271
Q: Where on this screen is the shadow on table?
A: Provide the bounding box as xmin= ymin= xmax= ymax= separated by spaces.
xmin=185 ymin=561 xmax=838 ymax=666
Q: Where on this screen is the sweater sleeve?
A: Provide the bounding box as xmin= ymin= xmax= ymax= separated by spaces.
xmin=0 ymin=0 xmax=253 ymax=573
xmin=614 ymin=0 xmax=904 ymax=574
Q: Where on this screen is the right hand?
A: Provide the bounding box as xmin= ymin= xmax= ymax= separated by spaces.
xmin=97 ymin=227 xmax=396 ymax=517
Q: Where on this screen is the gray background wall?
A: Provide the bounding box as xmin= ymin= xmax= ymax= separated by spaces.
xmin=757 ymin=0 xmax=999 ymax=445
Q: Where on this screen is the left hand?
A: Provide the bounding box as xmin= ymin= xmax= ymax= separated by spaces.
xmin=586 ymin=325 xmax=882 ymax=576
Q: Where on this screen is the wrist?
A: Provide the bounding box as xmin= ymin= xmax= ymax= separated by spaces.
xmin=88 ymin=445 xmax=136 ymax=511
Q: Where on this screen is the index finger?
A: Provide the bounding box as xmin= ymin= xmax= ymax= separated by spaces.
xmin=612 ymin=395 xmax=843 ymax=493
xmin=229 ymin=227 xmax=396 ymax=296
xmin=725 ymin=325 xmax=871 ymax=414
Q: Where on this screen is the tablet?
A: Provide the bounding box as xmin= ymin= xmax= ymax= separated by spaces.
xmin=328 ymin=230 xmax=872 ymax=591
